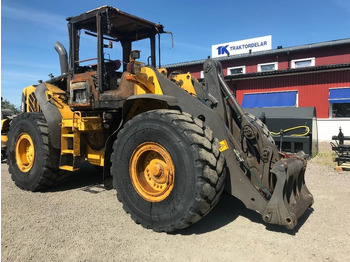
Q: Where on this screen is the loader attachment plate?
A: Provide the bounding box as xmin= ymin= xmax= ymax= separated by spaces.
xmin=262 ymin=154 xmax=313 ymax=229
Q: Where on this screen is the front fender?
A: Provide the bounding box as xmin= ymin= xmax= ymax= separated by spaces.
xmin=103 ymin=94 xmax=178 ymax=189
xmin=122 ymin=94 xmax=178 ymax=120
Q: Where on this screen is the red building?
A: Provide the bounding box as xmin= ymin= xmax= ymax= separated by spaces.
xmin=165 ymin=38 xmax=350 ymax=140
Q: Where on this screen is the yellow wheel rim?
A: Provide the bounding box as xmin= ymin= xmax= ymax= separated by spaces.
xmin=15 ymin=133 xmax=35 ymax=172
xmin=129 ymin=142 xmax=175 ymax=202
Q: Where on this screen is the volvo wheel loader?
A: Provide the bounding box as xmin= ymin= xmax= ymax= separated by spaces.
xmin=5 ymin=6 xmax=313 ymax=232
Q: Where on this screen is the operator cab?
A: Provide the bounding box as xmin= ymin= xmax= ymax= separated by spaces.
xmin=63 ymin=6 xmax=166 ymax=110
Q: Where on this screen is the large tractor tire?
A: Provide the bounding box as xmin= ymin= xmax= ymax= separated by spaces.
xmin=111 ymin=109 xmax=225 ymax=232
xmin=7 ymin=112 xmax=68 ymax=191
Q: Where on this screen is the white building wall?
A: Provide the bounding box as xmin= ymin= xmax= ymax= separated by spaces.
xmin=317 ymin=119 xmax=350 ymax=141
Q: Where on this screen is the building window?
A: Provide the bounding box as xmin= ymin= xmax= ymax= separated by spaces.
xmin=242 ymin=91 xmax=298 ymax=108
xmin=227 ymin=66 xmax=246 ymax=75
xmin=331 ymin=103 xmax=350 ymax=118
xmin=258 ymin=62 xmax=278 ymax=72
xmin=329 ymin=88 xmax=350 ymax=118
xmin=291 ymin=57 xmax=315 ymax=68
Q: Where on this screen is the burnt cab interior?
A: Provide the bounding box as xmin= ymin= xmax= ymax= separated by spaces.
xmin=49 ymin=6 xmax=166 ymax=110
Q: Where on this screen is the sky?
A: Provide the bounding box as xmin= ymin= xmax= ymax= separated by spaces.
xmin=1 ymin=0 xmax=350 ymax=107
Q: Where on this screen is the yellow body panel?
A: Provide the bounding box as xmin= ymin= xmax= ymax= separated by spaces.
xmin=45 ymin=83 xmax=74 ymax=119
xmin=21 ymin=84 xmax=108 ymax=170
xmin=22 ymin=85 xmax=40 ymax=112
xmin=171 ymin=73 xmax=197 ymax=95
xmin=62 ymin=114 xmax=102 ymax=132
xmin=60 ymin=114 xmax=105 ymax=170
xmin=1 ymin=118 xmax=10 ymax=151
xmin=1 ymin=134 xmax=8 ymax=145
xmin=86 ymin=146 xmax=104 ymax=166
xmin=157 ymin=68 xmax=168 ymax=76
xmin=21 ymin=83 xmax=105 ymax=171
xmin=22 ymin=83 xmax=73 ymax=118
xmin=132 ymin=66 xmax=163 ymax=95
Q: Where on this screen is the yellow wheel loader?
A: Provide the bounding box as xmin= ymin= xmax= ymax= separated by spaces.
xmin=4 ymin=6 xmax=313 ymax=232
xmin=1 ymin=108 xmax=15 ymax=158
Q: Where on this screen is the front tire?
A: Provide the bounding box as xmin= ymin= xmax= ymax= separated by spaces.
xmin=111 ymin=110 xmax=225 ymax=232
xmin=7 ymin=113 xmax=68 ymax=191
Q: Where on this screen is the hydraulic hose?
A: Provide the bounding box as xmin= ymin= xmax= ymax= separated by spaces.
xmin=271 ymin=125 xmax=310 ymax=137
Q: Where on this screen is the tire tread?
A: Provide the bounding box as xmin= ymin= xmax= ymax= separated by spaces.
xmin=111 ymin=109 xmax=226 ymax=232
xmin=7 ymin=112 xmax=69 ymax=191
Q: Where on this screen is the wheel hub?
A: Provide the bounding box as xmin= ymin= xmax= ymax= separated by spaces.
xmin=130 ymin=142 xmax=175 ymax=202
xmin=15 ymin=133 xmax=35 ymax=172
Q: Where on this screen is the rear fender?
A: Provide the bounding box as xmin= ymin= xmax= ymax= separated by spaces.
xmin=34 ymin=83 xmax=62 ymax=149
xmin=34 ymin=83 xmax=73 ymax=149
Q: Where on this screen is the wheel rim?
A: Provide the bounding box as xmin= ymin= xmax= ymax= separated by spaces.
xmin=129 ymin=142 xmax=175 ymax=202
xmin=15 ymin=133 xmax=35 ymax=172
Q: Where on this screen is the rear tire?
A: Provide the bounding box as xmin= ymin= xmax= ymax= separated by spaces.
xmin=7 ymin=112 xmax=68 ymax=191
xmin=111 ymin=109 xmax=225 ymax=232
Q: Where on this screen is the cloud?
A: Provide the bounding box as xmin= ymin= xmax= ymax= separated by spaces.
xmin=2 ymin=4 xmax=67 ymax=31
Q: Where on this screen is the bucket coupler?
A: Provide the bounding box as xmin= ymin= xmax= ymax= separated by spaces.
xmin=203 ymin=59 xmax=314 ymax=229
xmin=262 ymin=153 xmax=314 ymax=229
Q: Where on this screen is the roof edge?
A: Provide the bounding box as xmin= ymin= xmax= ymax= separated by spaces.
xmin=165 ymin=38 xmax=350 ymax=69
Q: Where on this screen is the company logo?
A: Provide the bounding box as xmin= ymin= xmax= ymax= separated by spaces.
xmin=212 ymin=35 xmax=272 ymax=58
xmin=217 ymin=45 xmax=229 ymax=56
xmin=230 ymin=41 xmax=268 ymax=51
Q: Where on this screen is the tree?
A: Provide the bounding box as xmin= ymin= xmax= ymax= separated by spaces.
xmin=1 ymin=98 xmax=20 ymax=114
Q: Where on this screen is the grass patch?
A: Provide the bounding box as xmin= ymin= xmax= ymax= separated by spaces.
xmin=310 ymin=149 xmax=337 ymax=167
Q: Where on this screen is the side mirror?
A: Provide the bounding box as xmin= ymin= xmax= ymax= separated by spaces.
xmin=103 ymin=41 xmax=113 ymax=49
xmin=130 ymin=50 xmax=141 ymax=60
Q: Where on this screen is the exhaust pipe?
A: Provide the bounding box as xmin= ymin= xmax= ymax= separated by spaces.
xmin=54 ymin=41 xmax=68 ymax=75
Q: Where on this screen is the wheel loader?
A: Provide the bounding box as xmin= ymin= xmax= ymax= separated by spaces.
xmin=5 ymin=6 xmax=313 ymax=232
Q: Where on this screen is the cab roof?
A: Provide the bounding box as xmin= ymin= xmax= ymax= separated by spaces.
xmin=66 ymin=6 xmax=165 ymax=42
